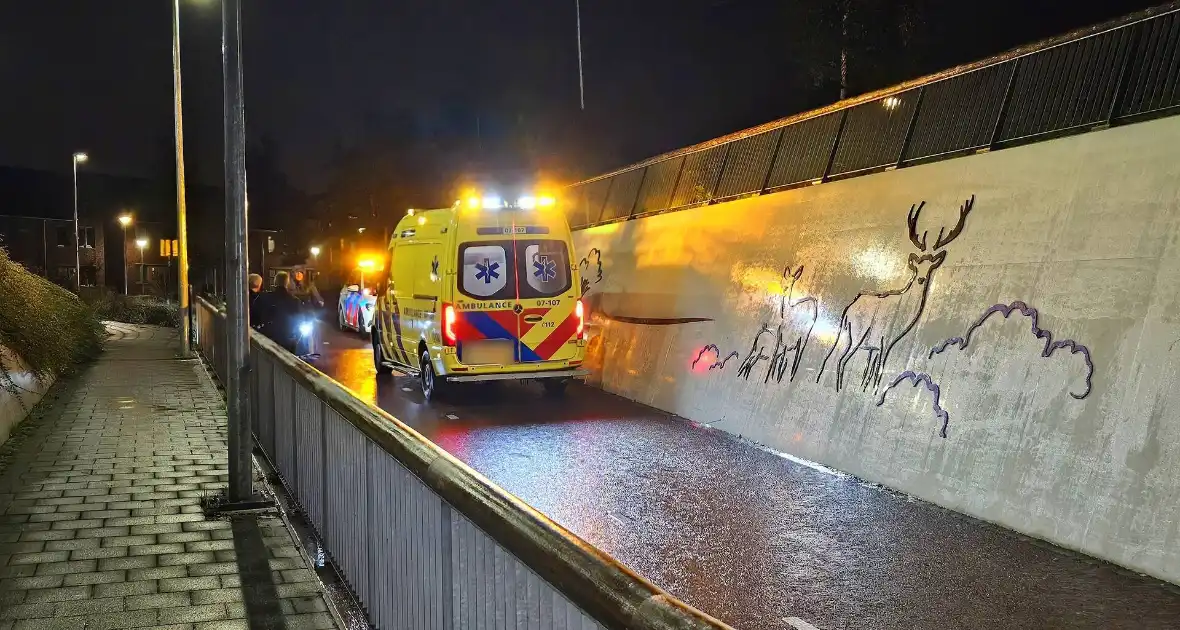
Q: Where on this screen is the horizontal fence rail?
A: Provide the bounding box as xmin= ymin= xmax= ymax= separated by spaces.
xmin=564 ymin=2 xmax=1180 ymax=230
xmin=193 ymin=298 xmax=732 ymax=630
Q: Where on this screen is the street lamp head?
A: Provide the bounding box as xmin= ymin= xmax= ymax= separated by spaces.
xmin=135 ymin=238 xmax=148 ymax=249
xmin=118 ymin=215 xmax=133 ymax=227
xmin=309 ymin=246 xmax=321 ymax=257
xmin=73 ymin=152 xmax=88 ymax=164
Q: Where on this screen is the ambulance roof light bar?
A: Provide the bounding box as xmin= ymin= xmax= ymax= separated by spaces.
xmin=461 ymin=192 xmax=554 ymax=210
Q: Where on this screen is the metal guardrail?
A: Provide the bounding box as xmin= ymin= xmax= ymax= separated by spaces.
xmin=193 ymin=297 xmax=732 ymax=630
xmin=564 ymin=2 xmax=1180 ymax=229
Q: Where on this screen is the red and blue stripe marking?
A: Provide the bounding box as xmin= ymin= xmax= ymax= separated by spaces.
xmin=454 ymin=309 xmax=576 ymax=363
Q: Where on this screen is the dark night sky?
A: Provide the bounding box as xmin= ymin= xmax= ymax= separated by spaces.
xmin=0 ymin=0 xmax=1162 ymax=192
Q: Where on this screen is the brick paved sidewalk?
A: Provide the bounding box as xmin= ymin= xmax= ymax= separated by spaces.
xmin=0 ymin=323 xmax=341 ymax=630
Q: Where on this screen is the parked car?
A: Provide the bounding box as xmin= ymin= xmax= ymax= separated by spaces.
xmin=338 ymin=284 xmax=377 ymax=334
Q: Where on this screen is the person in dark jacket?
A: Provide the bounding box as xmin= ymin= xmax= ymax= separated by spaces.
xmin=248 ymin=273 xmax=263 ymax=321
xmin=254 ymin=271 xmax=303 ymax=352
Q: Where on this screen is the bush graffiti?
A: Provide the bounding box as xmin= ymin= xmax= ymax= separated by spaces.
xmin=674 ymin=196 xmax=1096 ymax=439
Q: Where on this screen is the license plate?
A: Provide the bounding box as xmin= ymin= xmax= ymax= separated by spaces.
xmin=460 ymin=340 xmax=516 ymax=365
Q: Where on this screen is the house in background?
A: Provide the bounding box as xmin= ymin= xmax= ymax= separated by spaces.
xmin=0 ymin=214 xmax=106 ymax=289
xmin=117 ymin=219 xmax=179 ymax=297
xmin=0 ymin=166 xmax=179 ymax=294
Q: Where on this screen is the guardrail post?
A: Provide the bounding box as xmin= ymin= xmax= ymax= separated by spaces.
xmin=592 ymin=177 xmax=614 ymax=225
xmin=440 ymin=502 xmax=454 ymax=629
xmin=759 ymin=127 xmax=787 ymax=194
xmin=665 ymin=156 xmax=687 ymax=211
xmin=627 ymin=167 xmax=648 ymax=219
xmin=989 ymin=58 xmax=1021 ymax=148
xmin=1106 ymin=22 xmax=1141 ymax=125
xmin=320 ymin=401 xmax=330 ymax=545
xmin=896 ymin=86 xmax=926 ymax=167
xmin=708 ymin=143 xmax=732 ymax=203
xmin=821 ymin=109 xmax=849 ymax=182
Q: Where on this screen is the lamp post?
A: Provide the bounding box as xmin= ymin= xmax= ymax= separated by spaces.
xmin=71 ymin=152 xmax=88 ymax=293
xmin=172 ymin=0 xmax=192 ymax=356
xmin=136 ymin=238 xmax=148 ymax=296
xmin=223 ymin=0 xmax=254 ymax=504
xmin=118 ymin=214 xmax=133 ymax=294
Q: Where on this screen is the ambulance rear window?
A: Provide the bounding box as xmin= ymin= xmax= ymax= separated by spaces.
xmin=517 ymin=240 xmax=570 ymax=299
xmin=460 ymin=243 xmax=513 ymax=300
xmin=458 ymin=240 xmax=571 ymax=300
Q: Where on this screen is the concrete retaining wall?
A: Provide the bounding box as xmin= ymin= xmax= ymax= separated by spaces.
xmin=0 ymin=345 xmax=54 ymax=445
xmin=573 ymin=115 xmax=1180 ymax=584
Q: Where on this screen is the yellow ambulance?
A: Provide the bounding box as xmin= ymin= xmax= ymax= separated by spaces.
xmin=371 ymin=193 xmax=588 ymax=400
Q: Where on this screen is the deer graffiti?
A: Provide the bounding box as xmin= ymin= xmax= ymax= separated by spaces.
xmin=737 ymin=265 xmax=818 ymax=383
xmin=818 ymin=195 xmax=975 ymax=392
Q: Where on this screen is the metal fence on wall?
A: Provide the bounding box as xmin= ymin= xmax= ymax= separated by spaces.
xmin=193 ymin=298 xmax=731 ymax=630
xmin=564 ymin=4 xmax=1180 ymax=229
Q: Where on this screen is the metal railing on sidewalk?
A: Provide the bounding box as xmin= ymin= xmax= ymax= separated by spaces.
xmin=564 ymin=2 xmax=1180 ymax=229
xmin=193 ymin=296 xmax=732 ymax=630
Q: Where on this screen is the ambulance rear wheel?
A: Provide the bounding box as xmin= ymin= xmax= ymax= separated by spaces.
xmin=420 ymin=351 xmax=445 ymax=401
xmin=542 ymin=378 xmax=569 ymax=397
xmin=372 ymin=330 xmax=392 ymax=375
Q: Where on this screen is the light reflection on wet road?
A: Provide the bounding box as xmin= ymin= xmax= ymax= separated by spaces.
xmin=313 ymin=324 xmax=1180 ymax=630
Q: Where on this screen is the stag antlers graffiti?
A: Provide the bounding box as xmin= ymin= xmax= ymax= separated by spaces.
xmin=817 ymin=195 xmax=975 ymax=391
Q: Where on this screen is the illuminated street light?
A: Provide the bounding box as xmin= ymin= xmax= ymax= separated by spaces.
xmin=882 ymin=96 xmax=901 ymax=111
xmin=118 ymin=214 xmax=133 ymax=294
xmin=309 ymin=246 xmax=321 ymax=258
xmin=135 ymin=238 xmax=148 ymax=296
xmin=71 ymin=152 xmax=89 ymax=293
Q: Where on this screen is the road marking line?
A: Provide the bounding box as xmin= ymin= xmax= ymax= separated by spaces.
xmin=785 ymin=617 xmax=822 ymax=630
xmin=401 ymin=387 xmax=413 ymax=392
xmin=445 ymin=414 xmax=459 ymax=420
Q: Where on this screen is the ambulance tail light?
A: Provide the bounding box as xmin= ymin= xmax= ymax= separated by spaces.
xmin=575 ymin=299 xmax=585 ymax=340
xmin=443 ymin=304 xmax=457 ymax=346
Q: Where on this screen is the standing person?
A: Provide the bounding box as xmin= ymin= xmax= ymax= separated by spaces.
xmin=248 ymin=273 xmax=263 ymax=321
xmin=291 ymin=268 xmax=324 ymax=308
xmin=254 ymin=271 xmax=302 ymax=352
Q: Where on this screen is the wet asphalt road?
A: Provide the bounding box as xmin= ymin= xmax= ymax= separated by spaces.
xmin=313 ymin=323 xmax=1180 ymax=630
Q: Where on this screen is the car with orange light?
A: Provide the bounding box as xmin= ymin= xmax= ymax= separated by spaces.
xmin=337 ymin=284 xmax=377 ymax=333
xmin=371 ymin=193 xmax=588 ymax=400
